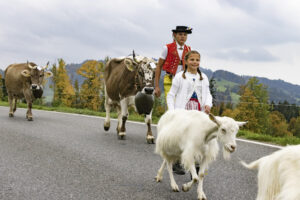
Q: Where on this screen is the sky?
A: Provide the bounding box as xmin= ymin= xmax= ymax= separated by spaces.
xmin=0 ymin=0 xmax=300 ymax=85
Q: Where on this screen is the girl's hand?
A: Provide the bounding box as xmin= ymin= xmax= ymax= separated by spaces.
xmin=204 ymin=105 xmax=211 ymax=114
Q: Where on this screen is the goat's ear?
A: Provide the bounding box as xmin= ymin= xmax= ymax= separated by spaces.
xmin=209 ymin=113 xmax=221 ymax=127
xmin=237 ymin=121 xmax=247 ymax=127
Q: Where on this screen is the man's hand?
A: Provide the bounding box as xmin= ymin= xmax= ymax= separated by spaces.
xmin=204 ymin=105 xmax=211 ymax=114
xmin=155 ymin=87 xmax=161 ymax=97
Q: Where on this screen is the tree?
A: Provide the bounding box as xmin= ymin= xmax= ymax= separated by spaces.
xmin=209 ymin=77 xmax=217 ymax=106
xmin=289 ymin=116 xmax=300 ymax=137
xmin=52 ymin=59 xmax=75 ymax=107
xmin=235 ymin=87 xmax=260 ymax=132
xmin=269 ymin=111 xmax=292 ymax=137
xmin=236 ymin=78 xmax=270 ymax=134
xmin=0 ymin=74 xmax=3 ymax=100
xmin=73 ymin=79 xmax=80 ymax=108
xmin=77 ymin=60 xmax=104 ymax=111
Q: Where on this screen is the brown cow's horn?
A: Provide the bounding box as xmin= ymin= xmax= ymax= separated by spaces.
xmin=27 ymin=61 xmax=37 ymax=69
xmin=42 ymin=61 xmax=49 ymax=70
xmin=132 ymin=50 xmax=137 ymax=63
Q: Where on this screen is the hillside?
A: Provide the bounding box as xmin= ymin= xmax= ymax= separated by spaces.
xmin=1 ymin=63 xmax=300 ymax=105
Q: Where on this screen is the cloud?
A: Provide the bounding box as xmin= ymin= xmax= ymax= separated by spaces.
xmin=214 ymin=47 xmax=278 ymax=62
xmin=0 ymin=0 xmax=300 ymax=84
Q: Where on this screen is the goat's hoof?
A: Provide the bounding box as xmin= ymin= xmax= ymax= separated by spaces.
xmin=104 ymin=126 xmax=110 ymax=131
xmin=197 ymin=193 xmax=207 ymax=200
xmin=182 ymin=184 xmax=190 ymax=192
xmin=155 ymin=176 xmax=162 ymax=182
xmin=172 ymin=185 xmax=180 ymax=192
xmin=9 ymin=113 xmax=14 ymax=117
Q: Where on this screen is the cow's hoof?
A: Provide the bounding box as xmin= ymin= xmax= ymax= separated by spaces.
xmin=146 ymin=138 xmax=155 ymax=144
xmin=26 ymin=115 xmax=33 ymax=121
xmin=118 ymin=133 xmax=126 ymax=140
xmin=104 ymin=126 xmax=110 ymax=131
xmin=9 ymin=113 xmax=14 ymax=117
xmin=146 ymin=135 xmax=155 ymax=144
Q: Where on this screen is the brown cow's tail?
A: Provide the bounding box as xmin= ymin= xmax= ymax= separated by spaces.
xmin=104 ymin=59 xmax=112 ymax=81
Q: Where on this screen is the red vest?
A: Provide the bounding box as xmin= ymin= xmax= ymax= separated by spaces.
xmin=162 ymin=42 xmax=191 ymax=75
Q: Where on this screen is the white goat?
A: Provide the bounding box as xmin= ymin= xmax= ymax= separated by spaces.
xmin=241 ymin=145 xmax=300 ymax=200
xmin=155 ymin=110 xmax=246 ymax=200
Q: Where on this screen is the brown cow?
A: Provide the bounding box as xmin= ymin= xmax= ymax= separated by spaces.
xmin=5 ymin=62 xmax=53 ymax=121
xmin=104 ymin=53 xmax=156 ymax=143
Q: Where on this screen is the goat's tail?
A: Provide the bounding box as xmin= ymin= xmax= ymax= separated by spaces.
xmin=240 ymin=158 xmax=262 ymax=170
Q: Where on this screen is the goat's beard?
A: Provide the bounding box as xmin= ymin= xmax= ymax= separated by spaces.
xmin=223 ymin=147 xmax=231 ymax=160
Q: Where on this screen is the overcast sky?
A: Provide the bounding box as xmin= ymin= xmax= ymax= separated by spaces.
xmin=1 ymin=0 xmax=300 ymax=85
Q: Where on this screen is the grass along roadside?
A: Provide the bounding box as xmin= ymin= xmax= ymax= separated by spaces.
xmin=0 ymin=101 xmax=160 ymax=124
xmin=1 ymin=101 xmax=299 ymax=146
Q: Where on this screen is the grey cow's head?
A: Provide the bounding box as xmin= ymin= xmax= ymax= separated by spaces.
xmin=124 ymin=54 xmax=156 ymax=95
xmin=21 ymin=61 xmax=53 ymax=98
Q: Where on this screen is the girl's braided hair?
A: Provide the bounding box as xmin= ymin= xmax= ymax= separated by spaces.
xmin=182 ymin=50 xmax=203 ymax=80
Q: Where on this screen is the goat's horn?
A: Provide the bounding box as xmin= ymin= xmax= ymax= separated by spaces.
xmin=27 ymin=61 xmax=37 ymax=69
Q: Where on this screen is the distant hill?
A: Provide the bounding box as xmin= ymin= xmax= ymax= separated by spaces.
xmin=202 ymin=69 xmax=300 ymax=105
xmin=1 ymin=62 xmax=300 ymax=105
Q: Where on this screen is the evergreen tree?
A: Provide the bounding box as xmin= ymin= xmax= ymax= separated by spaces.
xmin=77 ymin=60 xmax=104 ymax=111
xmin=209 ymin=77 xmax=217 ymax=106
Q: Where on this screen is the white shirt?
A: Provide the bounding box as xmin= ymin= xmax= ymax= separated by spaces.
xmin=160 ymin=41 xmax=188 ymax=74
xmin=167 ymin=71 xmax=213 ymax=111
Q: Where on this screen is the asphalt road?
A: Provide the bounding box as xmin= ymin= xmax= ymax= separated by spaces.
xmin=0 ymin=106 xmax=281 ymax=200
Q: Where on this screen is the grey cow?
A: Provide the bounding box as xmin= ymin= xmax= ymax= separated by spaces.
xmin=103 ymin=53 xmax=156 ymax=143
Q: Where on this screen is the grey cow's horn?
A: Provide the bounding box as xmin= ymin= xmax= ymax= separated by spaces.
xmin=27 ymin=61 xmax=37 ymax=69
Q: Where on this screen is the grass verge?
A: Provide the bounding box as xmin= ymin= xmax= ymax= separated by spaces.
xmin=1 ymin=101 xmax=300 ymax=146
xmin=0 ymin=101 xmax=160 ymax=124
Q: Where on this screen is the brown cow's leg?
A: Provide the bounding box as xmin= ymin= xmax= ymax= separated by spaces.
xmin=104 ymin=95 xmax=111 ymax=131
xmin=8 ymin=94 xmax=14 ymax=117
xmin=13 ymin=98 xmax=17 ymax=113
xmin=118 ymin=116 xmax=127 ymax=140
xmin=24 ymin=91 xmax=33 ymax=121
xmin=145 ymin=113 xmax=155 ymax=144
xmin=117 ymin=99 xmax=128 ymax=140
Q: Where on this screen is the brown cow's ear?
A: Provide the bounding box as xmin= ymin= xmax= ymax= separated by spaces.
xmin=21 ymin=69 xmax=31 ymax=77
xmin=124 ymin=58 xmax=135 ymax=72
xmin=44 ymin=71 xmax=53 ymax=78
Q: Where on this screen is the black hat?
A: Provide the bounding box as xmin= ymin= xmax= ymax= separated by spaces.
xmin=172 ymin=26 xmax=192 ymax=34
